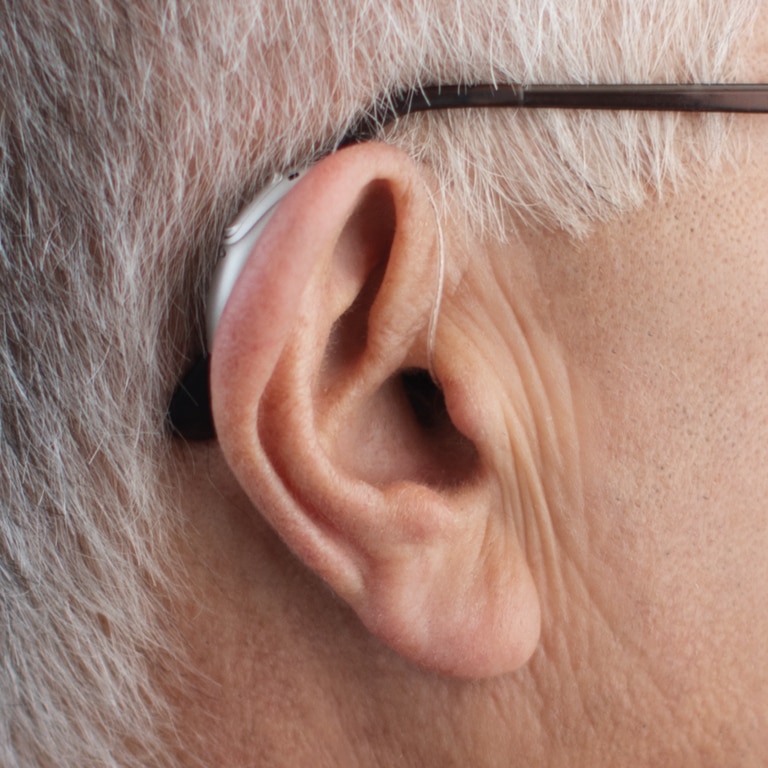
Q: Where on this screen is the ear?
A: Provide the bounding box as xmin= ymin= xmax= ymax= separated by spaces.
xmin=210 ymin=143 xmax=540 ymax=677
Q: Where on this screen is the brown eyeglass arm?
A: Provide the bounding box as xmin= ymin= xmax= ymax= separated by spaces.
xmin=387 ymin=83 xmax=768 ymax=119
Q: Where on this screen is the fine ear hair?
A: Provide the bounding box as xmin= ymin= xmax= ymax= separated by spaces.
xmin=210 ymin=143 xmax=540 ymax=677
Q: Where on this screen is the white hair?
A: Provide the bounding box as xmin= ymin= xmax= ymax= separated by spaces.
xmin=0 ymin=0 xmax=757 ymax=764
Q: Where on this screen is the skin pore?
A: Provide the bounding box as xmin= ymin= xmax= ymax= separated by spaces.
xmin=165 ymin=18 xmax=768 ymax=768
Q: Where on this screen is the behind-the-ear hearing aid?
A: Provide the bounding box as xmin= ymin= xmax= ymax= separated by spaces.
xmin=168 ymin=170 xmax=304 ymax=439
xmin=207 ymin=170 xmax=305 ymax=345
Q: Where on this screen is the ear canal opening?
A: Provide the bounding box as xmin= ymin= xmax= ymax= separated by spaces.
xmin=400 ymin=368 xmax=446 ymax=430
xmin=399 ymin=368 xmax=480 ymax=489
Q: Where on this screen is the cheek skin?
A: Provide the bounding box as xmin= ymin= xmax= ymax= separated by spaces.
xmin=522 ymin=119 xmax=768 ymax=761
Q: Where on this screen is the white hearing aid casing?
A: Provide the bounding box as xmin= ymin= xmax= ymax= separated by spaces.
xmin=206 ymin=170 xmax=306 ymax=347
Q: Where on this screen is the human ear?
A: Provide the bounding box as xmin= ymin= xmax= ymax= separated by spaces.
xmin=210 ymin=143 xmax=540 ymax=677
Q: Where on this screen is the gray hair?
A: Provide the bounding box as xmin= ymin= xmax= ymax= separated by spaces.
xmin=0 ymin=0 xmax=757 ymax=764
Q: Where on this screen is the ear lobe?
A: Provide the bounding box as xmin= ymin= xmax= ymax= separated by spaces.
xmin=211 ymin=143 xmax=541 ymax=677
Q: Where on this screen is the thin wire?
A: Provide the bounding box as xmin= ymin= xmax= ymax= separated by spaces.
xmin=426 ymin=192 xmax=446 ymax=387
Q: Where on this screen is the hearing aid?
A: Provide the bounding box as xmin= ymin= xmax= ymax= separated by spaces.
xmin=167 ymin=170 xmax=304 ymax=439
xmin=206 ymin=170 xmax=306 ymax=347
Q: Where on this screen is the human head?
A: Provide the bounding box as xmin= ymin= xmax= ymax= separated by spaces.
xmin=1 ymin=1 xmax=766 ymax=765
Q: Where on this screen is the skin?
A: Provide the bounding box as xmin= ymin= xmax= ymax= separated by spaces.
xmin=166 ymin=21 xmax=768 ymax=768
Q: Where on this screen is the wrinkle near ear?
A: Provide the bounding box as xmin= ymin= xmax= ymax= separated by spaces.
xmin=438 ymin=236 xmax=587 ymax=617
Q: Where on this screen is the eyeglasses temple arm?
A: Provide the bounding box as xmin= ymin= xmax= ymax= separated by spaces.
xmin=388 ymin=83 xmax=768 ymax=118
